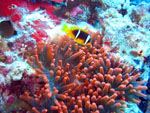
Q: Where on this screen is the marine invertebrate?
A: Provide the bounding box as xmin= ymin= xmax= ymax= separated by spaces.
xmin=20 ymin=31 xmax=104 ymax=112
xmin=19 ymin=30 xmax=148 ymax=113
xmin=71 ymin=55 xmax=147 ymax=113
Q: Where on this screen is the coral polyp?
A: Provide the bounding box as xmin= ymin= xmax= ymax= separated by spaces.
xmin=19 ymin=32 xmax=147 ymax=113
xmin=70 ymin=55 xmax=147 ymax=113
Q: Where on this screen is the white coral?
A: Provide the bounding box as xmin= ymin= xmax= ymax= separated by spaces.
xmin=6 ymin=61 xmax=35 ymax=81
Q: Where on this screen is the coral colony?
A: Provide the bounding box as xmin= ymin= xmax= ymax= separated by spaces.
xmin=0 ymin=0 xmax=150 ymax=113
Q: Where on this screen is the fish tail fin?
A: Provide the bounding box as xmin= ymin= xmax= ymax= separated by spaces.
xmin=62 ymin=24 xmax=70 ymax=33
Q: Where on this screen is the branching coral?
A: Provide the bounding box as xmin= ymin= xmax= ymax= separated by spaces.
xmin=20 ymin=31 xmax=147 ymax=113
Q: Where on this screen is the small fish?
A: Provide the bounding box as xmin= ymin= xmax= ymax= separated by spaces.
xmin=62 ymin=24 xmax=91 ymax=45
xmin=0 ymin=20 xmax=17 ymax=38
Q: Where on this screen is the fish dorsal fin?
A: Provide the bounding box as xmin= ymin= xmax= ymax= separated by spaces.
xmin=62 ymin=24 xmax=70 ymax=33
xmin=70 ymin=26 xmax=79 ymax=30
xmin=70 ymin=26 xmax=88 ymax=33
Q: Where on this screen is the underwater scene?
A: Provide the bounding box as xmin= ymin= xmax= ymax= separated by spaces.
xmin=0 ymin=0 xmax=150 ymax=113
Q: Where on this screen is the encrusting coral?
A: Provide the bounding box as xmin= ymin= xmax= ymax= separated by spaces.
xmin=20 ymin=30 xmax=147 ymax=113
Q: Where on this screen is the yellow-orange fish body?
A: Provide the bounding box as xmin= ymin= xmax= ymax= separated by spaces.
xmin=62 ymin=24 xmax=91 ymax=45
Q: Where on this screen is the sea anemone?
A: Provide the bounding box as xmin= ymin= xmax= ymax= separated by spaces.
xmin=20 ymin=31 xmax=147 ymax=113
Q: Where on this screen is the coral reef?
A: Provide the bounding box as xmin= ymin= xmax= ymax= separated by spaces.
xmin=98 ymin=5 xmax=150 ymax=71
xmin=0 ymin=0 xmax=150 ymax=112
xmin=0 ymin=72 xmax=39 ymax=113
xmin=6 ymin=61 xmax=35 ymax=81
xmin=53 ymin=0 xmax=104 ymax=25
xmin=18 ymin=31 xmax=148 ymax=113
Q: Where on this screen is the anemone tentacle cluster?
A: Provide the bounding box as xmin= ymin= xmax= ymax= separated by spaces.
xmin=20 ymin=32 xmax=147 ymax=113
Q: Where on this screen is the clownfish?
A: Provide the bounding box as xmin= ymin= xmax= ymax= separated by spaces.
xmin=62 ymin=24 xmax=91 ymax=45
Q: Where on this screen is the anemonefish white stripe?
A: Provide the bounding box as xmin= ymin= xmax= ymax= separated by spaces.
xmin=75 ymin=30 xmax=81 ymax=40
xmin=84 ymin=35 xmax=91 ymax=44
